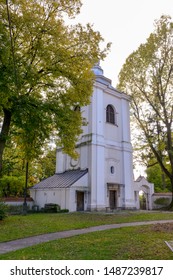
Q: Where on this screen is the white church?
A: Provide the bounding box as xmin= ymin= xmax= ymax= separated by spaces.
xmin=30 ymin=64 xmax=154 ymax=211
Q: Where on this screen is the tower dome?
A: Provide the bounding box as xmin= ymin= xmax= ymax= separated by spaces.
xmin=92 ymin=61 xmax=104 ymax=76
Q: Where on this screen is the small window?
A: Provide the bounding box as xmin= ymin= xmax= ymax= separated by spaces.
xmin=110 ymin=166 xmax=115 ymax=174
xmin=106 ymin=105 xmax=116 ymax=124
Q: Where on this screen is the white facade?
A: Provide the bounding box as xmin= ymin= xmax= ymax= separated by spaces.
xmin=30 ymin=171 xmax=89 ymax=212
xmin=30 ymin=64 xmax=156 ymax=211
xmin=55 ymin=64 xmax=136 ymax=211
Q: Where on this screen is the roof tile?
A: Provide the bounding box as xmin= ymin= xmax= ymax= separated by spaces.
xmin=31 ymin=169 xmax=88 ymax=189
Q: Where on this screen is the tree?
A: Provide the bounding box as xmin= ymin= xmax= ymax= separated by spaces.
xmin=0 ymin=175 xmax=25 ymax=197
xmin=146 ymin=158 xmax=171 ymax=192
xmin=0 ymin=0 xmax=110 ymax=174
xmin=0 ymin=133 xmax=26 ymax=196
xmin=118 ymin=15 xmax=173 ymax=208
xmin=36 ymin=147 xmax=56 ymax=180
xmin=0 ymin=136 xmax=56 ymax=197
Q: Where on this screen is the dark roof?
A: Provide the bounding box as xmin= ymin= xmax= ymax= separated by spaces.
xmin=3 ymin=197 xmax=34 ymax=202
xmin=31 ymin=169 xmax=88 ymax=190
xmin=152 ymin=192 xmax=172 ymax=196
xmin=135 ymin=175 xmax=145 ymax=182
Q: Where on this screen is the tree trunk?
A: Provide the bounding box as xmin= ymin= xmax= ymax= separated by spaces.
xmin=0 ymin=108 xmax=12 ymax=175
xmin=168 ymin=176 xmax=173 ymax=209
xmin=23 ymin=161 xmax=29 ymax=215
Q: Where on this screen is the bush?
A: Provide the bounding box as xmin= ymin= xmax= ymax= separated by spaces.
xmin=7 ymin=205 xmax=24 ymax=215
xmin=59 ymin=209 xmax=69 ymax=213
xmin=44 ymin=203 xmax=61 ymax=213
xmin=154 ymin=197 xmax=170 ymax=206
xmin=0 ymin=202 xmax=8 ymax=220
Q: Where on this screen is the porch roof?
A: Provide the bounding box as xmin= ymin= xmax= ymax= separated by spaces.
xmin=31 ymin=169 xmax=88 ymax=189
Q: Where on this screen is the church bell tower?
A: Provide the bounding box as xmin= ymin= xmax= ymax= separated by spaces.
xmin=56 ymin=63 xmax=136 ymax=210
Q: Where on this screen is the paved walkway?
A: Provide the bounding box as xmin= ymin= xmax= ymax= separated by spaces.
xmin=1 ymin=220 xmax=173 ymax=255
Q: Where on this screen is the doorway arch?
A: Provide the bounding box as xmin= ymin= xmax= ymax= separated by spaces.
xmin=139 ymin=188 xmax=149 ymax=210
xmin=134 ymin=176 xmax=154 ymax=210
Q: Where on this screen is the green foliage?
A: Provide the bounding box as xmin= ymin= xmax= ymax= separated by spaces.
xmin=44 ymin=203 xmax=61 ymax=213
xmin=118 ymin=15 xmax=173 ymax=198
xmin=1 ymin=225 xmax=173 ymax=260
xmin=59 ymin=209 xmax=69 ymax=213
xmin=154 ymin=197 xmax=170 ymax=206
xmin=1 ymin=213 xmax=173 ymax=259
xmin=7 ymin=205 xmax=24 ymax=215
xmin=0 ymin=201 xmax=8 ymax=220
xmin=39 ymin=149 xmax=56 ymax=179
xmin=1 ymin=139 xmax=56 ymax=196
xmin=1 ymin=212 xmax=173 ymax=242
xmin=146 ymin=163 xmax=171 ymax=192
xmin=31 ymin=147 xmax=56 ymax=181
xmin=0 ymin=0 xmax=110 ymax=174
xmin=0 ymin=175 xmax=25 ymax=197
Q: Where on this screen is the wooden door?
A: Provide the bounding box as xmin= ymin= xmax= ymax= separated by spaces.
xmin=109 ymin=190 xmax=117 ymax=209
xmin=77 ymin=191 xmax=84 ymax=211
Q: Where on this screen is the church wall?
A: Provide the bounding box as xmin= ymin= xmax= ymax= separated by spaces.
xmin=31 ymin=188 xmax=79 ymax=212
xmin=72 ymin=173 xmax=88 ymax=187
xmin=56 ymin=149 xmax=67 ymax=173
xmin=81 ymin=86 xmax=105 ymax=138
xmin=104 ymin=90 xmax=122 ymax=142
xmin=121 ymin=98 xmax=131 ymax=143
xmin=95 ymin=144 xmax=106 ymax=210
xmin=85 ymin=86 xmax=107 ymax=210
xmin=30 ymin=64 xmax=139 ymax=212
xmin=30 ymin=189 xmax=66 ymax=209
xmin=53 ymin=64 xmax=136 ymax=211
xmin=89 ymin=144 xmax=97 ymax=210
xmin=81 ymin=79 xmax=135 ymax=210
xmin=80 ymin=104 xmax=90 ymax=135
xmin=105 ymin=148 xmax=122 ymax=184
xmin=122 ymin=148 xmax=135 ymax=208
xmin=105 ymin=125 xmax=120 ymax=142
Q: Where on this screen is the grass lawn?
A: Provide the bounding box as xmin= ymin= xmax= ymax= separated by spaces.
xmin=0 ymin=223 xmax=173 ymax=260
xmin=0 ymin=211 xmax=173 ymax=259
xmin=1 ymin=211 xmax=173 ymax=242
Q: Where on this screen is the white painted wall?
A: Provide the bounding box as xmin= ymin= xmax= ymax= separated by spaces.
xmin=54 ymin=65 xmax=136 ymax=210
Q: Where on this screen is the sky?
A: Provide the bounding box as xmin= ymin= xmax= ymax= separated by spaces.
xmin=73 ymin=0 xmax=173 ymax=87
xmin=72 ymin=0 xmax=173 ymax=176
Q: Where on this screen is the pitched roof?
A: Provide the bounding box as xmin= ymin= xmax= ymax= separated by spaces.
xmin=31 ymin=169 xmax=88 ymax=190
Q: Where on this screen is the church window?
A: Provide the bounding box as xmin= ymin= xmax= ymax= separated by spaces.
xmin=110 ymin=166 xmax=115 ymax=174
xmin=106 ymin=105 xmax=117 ymax=125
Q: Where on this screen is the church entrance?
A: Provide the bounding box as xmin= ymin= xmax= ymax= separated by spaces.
xmin=76 ymin=191 xmax=84 ymax=211
xmin=107 ymin=184 xmax=119 ymax=209
xmin=109 ymin=190 xmax=117 ymax=209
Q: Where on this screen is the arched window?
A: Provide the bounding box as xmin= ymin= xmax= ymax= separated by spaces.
xmin=106 ymin=105 xmax=116 ymax=124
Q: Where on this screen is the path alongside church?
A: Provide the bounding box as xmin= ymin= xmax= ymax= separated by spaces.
xmin=1 ymin=220 xmax=173 ymax=255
